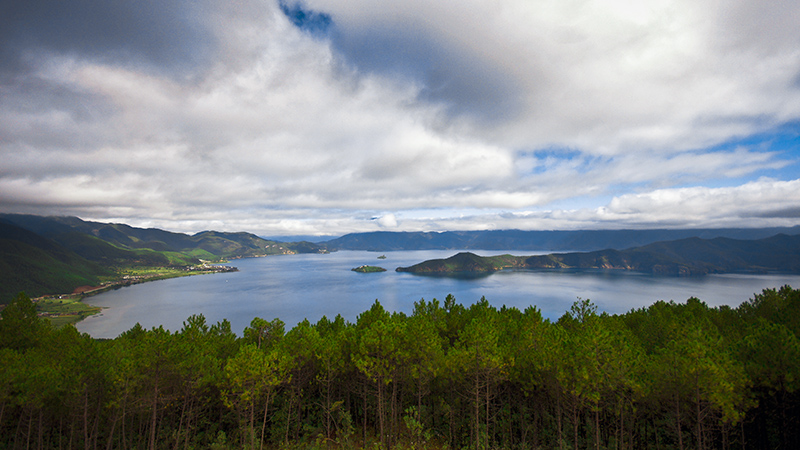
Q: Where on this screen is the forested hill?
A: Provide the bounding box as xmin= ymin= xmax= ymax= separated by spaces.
xmin=397 ymin=233 xmax=800 ymax=275
xmin=0 ymin=214 xmax=326 ymax=303
xmin=321 ymin=226 xmax=800 ymax=251
xmin=0 ymin=213 xmax=326 ymax=258
xmin=0 ymin=220 xmax=111 ymax=301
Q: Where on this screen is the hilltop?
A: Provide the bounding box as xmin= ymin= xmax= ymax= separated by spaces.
xmin=0 ymin=214 xmax=326 ymax=305
xmin=321 ymin=227 xmax=800 ymax=252
xmin=396 ymin=234 xmax=800 ymax=276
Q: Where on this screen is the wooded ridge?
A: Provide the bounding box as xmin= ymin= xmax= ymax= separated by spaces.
xmin=322 ymin=226 xmax=800 ymax=251
xmin=0 ymin=214 xmax=326 ymax=304
xmin=1 ymin=287 xmax=799 ymax=450
xmin=396 ymin=233 xmax=800 ymax=275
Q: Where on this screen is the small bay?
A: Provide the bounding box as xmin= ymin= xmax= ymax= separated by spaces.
xmin=77 ymin=250 xmax=800 ymax=338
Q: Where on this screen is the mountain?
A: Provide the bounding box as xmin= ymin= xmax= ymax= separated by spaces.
xmin=323 ymin=227 xmax=800 ymax=252
xmin=0 ymin=214 xmax=328 ymax=304
xmin=0 ymin=214 xmax=327 ymax=261
xmin=396 ymin=234 xmax=800 ymax=276
xmin=0 ymin=220 xmax=110 ymax=303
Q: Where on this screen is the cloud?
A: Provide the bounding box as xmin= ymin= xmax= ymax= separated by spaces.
xmin=596 ymin=178 xmax=800 ymax=227
xmin=375 ymin=213 xmax=398 ymax=228
xmin=0 ymin=0 xmax=216 ymax=79
xmin=0 ymin=0 xmax=798 ymax=236
xmin=304 ymin=0 xmax=800 ymax=152
xmin=354 ymin=179 xmax=800 ymax=233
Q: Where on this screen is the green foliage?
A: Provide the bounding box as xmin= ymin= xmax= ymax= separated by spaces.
xmin=0 ymin=292 xmax=51 ymax=349
xmin=0 ymin=223 xmax=109 ymax=303
xmin=398 ymin=234 xmax=800 ymax=275
xmin=1 ymin=215 xmax=327 ymax=303
xmin=1 ymin=287 xmax=800 ymax=449
xmin=352 ymin=265 xmax=388 ymax=273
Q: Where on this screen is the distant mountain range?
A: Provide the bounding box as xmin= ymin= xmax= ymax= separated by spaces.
xmin=320 ymin=227 xmax=800 ymax=252
xmin=0 ymin=214 xmax=326 ymax=303
xmin=3 ymin=213 xmax=799 ymax=303
xmin=396 ymin=234 xmax=800 ymax=276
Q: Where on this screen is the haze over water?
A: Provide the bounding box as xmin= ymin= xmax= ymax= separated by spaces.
xmin=77 ymin=250 xmax=800 ymax=338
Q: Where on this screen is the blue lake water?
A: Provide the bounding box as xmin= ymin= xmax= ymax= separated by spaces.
xmin=76 ymin=250 xmax=800 ymax=338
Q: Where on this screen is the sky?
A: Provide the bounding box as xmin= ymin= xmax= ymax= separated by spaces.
xmin=1 ymin=0 xmax=799 ymax=237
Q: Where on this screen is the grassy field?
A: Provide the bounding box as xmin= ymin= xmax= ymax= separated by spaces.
xmin=35 ymin=296 xmax=103 ymax=327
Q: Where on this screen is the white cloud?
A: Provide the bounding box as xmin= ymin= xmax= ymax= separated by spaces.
xmin=308 ymin=0 xmax=800 ymax=153
xmin=1 ymin=0 xmax=799 ymax=236
xmin=376 ymin=213 xmax=399 ymax=228
xmin=599 ymin=178 xmax=800 ymax=226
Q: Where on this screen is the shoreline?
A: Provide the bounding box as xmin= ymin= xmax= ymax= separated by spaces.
xmin=34 ymin=264 xmax=238 ymax=327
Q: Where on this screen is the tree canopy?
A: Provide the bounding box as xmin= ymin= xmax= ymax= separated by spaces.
xmin=1 ymin=287 xmax=799 ymax=449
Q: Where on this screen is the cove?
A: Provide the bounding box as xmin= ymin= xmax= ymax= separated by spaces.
xmin=77 ymin=250 xmax=800 ymax=338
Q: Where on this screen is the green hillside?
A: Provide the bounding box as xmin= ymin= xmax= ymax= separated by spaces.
xmin=0 ymin=214 xmax=328 ymax=305
xmin=0 ymin=222 xmax=110 ymax=303
xmin=0 ymin=213 xmax=327 ymax=260
xmin=396 ymin=252 xmax=525 ymax=273
xmin=397 ymin=234 xmax=800 ymax=275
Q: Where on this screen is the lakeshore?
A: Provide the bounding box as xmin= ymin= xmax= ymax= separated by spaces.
xmin=33 ymin=264 xmax=237 ymax=327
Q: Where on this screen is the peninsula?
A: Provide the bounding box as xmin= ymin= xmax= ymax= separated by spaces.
xmin=396 ymin=233 xmax=800 ymax=276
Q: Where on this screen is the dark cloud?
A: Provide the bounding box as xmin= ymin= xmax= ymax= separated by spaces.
xmin=0 ymin=0 xmax=215 ymax=78
xmin=276 ymin=0 xmax=518 ymax=126
xmin=324 ymin=20 xmax=523 ymax=123
xmin=748 ymin=207 xmax=800 ymax=219
xmin=0 ymin=75 xmax=115 ymax=153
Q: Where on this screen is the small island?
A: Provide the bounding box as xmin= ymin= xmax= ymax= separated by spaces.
xmin=352 ymin=265 xmax=387 ymax=273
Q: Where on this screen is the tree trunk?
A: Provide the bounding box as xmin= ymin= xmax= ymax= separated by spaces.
xmin=104 ymin=411 xmax=118 ymax=450
xmin=573 ymin=401 xmax=579 ymax=450
xmin=250 ymin=395 xmax=257 ymax=450
xmin=695 ymin=384 xmax=702 ymax=450
xmin=377 ymin=381 xmax=385 ymax=448
xmin=91 ymin=398 xmax=102 ymax=450
xmin=391 ymin=377 xmax=397 ymax=448
xmin=149 ymin=379 xmax=159 ymax=450
xmin=84 ymin=389 xmax=90 ymax=450
xmin=183 ymin=397 xmax=195 ymax=450
xmin=595 ymin=406 xmax=600 ymax=450
xmin=556 ymin=389 xmax=563 ymax=450
xmin=475 ymin=371 xmax=480 ymax=450
xmin=675 ymin=396 xmax=684 ymax=450
xmin=174 ymin=395 xmax=187 ymax=450
xmin=325 ymin=372 xmax=332 ymax=440
xmin=284 ymin=393 xmax=292 ymax=445
xmin=619 ymin=399 xmax=625 ymax=450
xmin=260 ymin=391 xmax=271 ymax=450
xmin=485 ymin=375 xmax=490 ymax=450
xmin=362 ymin=383 xmax=367 ymax=445
xmin=36 ymin=409 xmax=43 ymax=450
xmin=25 ymin=410 xmax=34 ymax=450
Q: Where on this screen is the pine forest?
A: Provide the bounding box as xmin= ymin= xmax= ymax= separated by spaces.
xmin=1 ymin=286 xmax=799 ymax=450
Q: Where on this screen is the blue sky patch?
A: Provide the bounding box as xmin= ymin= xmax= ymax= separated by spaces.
xmin=279 ymin=1 xmax=333 ymax=37
xmin=704 ymin=120 xmax=800 ymax=180
xmin=516 ymin=148 xmax=602 ymax=176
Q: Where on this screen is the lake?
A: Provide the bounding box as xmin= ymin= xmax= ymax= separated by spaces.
xmin=77 ymin=250 xmax=800 ymax=338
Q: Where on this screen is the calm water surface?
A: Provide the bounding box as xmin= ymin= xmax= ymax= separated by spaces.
xmin=77 ymin=250 xmax=800 ymax=338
